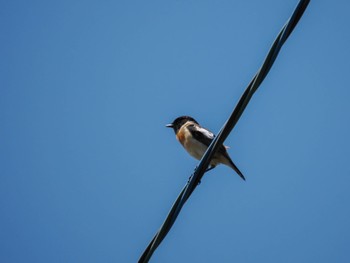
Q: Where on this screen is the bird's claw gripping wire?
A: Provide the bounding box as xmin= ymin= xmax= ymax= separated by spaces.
xmin=188 ymin=165 xmax=216 ymax=185
xmin=188 ymin=169 xmax=201 ymax=185
xmin=205 ymin=165 xmax=216 ymax=173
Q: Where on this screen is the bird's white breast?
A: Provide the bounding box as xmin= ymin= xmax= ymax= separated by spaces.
xmin=177 ymin=123 xmax=208 ymax=160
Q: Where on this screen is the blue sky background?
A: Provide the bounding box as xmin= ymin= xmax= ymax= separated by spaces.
xmin=1 ymin=0 xmax=350 ymax=262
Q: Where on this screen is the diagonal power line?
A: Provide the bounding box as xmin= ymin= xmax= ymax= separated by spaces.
xmin=139 ymin=1 xmax=310 ymax=262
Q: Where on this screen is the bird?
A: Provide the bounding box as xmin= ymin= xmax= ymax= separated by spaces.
xmin=166 ymin=116 xmax=245 ymax=181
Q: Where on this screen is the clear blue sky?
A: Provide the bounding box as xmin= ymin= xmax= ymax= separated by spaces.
xmin=1 ymin=1 xmax=350 ymax=262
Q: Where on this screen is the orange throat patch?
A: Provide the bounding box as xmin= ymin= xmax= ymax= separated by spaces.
xmin=176 ymin=130 xmax=186 ymax=146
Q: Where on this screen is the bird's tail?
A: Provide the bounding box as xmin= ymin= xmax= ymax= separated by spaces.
xmin=224 ymin=154 xmax=245 ymax=181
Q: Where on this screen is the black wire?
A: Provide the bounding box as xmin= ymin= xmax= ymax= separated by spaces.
xmin=139 ymin=1 xmax=310 ymax=262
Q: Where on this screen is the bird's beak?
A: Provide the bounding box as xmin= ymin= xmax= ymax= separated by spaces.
xmin=166 ymin=123 xmax=174 ymax=128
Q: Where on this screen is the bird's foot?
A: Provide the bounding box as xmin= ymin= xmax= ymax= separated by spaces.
xmin=188 ymin=173 xmax=201 ymax=185
xmin=205 ymin=165 xmax=216 ymax=173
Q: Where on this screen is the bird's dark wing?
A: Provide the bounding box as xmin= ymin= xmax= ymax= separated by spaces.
xmin=187 ymin=124 xmax=213 ymax=145
xmin=187 ymin=124 xmax=227 ymax=154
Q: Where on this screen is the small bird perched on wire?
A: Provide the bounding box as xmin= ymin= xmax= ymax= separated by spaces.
xmin=166 ymin=116 xmax=245 ymax=181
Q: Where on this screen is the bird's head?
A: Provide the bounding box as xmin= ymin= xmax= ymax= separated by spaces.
xmin=166 ymin=116 xmax=198 ymax=134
